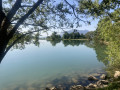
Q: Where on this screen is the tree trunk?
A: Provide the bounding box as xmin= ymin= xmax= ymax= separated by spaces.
xmin=0 ymin=31 xmax=8 ymax=63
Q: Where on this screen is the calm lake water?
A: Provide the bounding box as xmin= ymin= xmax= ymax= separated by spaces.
xmin=0 ymin=40 xmax=106 ymax=90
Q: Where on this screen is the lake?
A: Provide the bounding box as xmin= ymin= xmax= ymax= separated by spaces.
xmin=0 ymin=40 xmax=106 ymax=90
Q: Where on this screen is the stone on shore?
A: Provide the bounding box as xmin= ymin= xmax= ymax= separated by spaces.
xmin=88 ymin=76 xmax=98 ymax=81
xmin=114 ymin=71 xmax=120 ymax=79
xmin=100 ymin=74 xmax=107 ymax=80
xmin=96 ymin=80 xmax=109 ymax=88
xmin=70 ymin=85 xmax=84 ymax=90
xmin=86 ymin=83 xmax=97 ymax=89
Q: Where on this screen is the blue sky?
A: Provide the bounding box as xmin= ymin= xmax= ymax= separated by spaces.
xmin=55 ymin=0 xmax=100 ymax=31
xmin=40 ymin=18 xmax=99 ymax=37
xmin=22 ymin=0 xmax=100 ymax=37
xmin=39 ymin=0 xmax=100 ymax=37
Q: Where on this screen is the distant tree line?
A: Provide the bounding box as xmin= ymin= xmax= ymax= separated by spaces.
xmin=46 ymin=31 xmax=95 ymax=40
xmin=46 ymin=32 xmax=61 ymax=40
xmin=62 ymin=31 xmax=86 ymax=39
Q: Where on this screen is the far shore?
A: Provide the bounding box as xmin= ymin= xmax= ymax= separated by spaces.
xmin=63 ymin=39 xmax=89 ymax=40
xmin=45 ymin=39 xmax=90 ymax=41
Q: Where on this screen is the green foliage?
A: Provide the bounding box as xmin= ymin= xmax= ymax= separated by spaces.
xmin=95 ymin=8 xmax=120 ymax=42
xmin=48 ymin=39 xmax=61 ymax=46
xmin=94 ymin=8 xmax=120 ymax=79
xmin=62 ymin=40 xmax=86 ymax=47
xmin=85 ymin=31 xmax=95 ymax=40
xmin=62 ymin=31 xmax=86 ymax=39
xmin=46 ymin=32 xmax=61 ymax=40
xmin=78 ymin=0 xmax=120 ymax=18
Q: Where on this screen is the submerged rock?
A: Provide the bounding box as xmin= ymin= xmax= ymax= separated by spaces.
xmin=70 ymin=85 xmax=84 ymax=90
xmin=72 ymin=78 xmax=78 ymax=83
xmin=100 ymin=74 xmax=107 ymax=80
xmin=114 ymin=71 xmax=120 ymax=79
xmin=88 ymin=76 xmax=98 ymax=81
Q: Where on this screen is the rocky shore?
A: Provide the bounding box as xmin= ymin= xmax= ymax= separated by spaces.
xmin=46 ymin=71 xmax=120 ymax=90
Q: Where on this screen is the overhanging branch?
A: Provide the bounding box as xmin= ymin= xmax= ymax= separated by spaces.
xmin=64 ymin=0 xmax=87 ymax=23
xmin=7 ymin=0 xmax=22 ymax=21
xmin=8 ymin=0 xmax=44 ymax=40
xmin=5 ymin=28 xmax=44 ymax=54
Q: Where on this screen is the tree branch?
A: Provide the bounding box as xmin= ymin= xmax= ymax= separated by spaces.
xmin=8 ymin=0 xmax=44 ymax=40
xmin=5 ymin=29 xmax=44 ymax=54
xmin=1 ymin=0 xmax=22 ymax=34
xmin=0 ymin=0 xmax=2 ymax=11
xmin=0 ymin=0 xmax=3 ymax=27
xmin=7 ymin=0 xmax=22 ymax=21
xmin=0 ymin=11 xmax=6 ymax=29
xmin=21 ymin=5 xmax=33 ymax=7
xmin=11 ymin=18 xmax=20 ymax=22
xmin=64 ymin=0 xmax=87 ymax=23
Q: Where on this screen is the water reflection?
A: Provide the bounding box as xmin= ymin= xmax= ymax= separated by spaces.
xmin=0 ymin=37 xmax=119 ymax=89
xmin=0 ymin=39 xmax=108 ymax=90
xmin=62 ymin=40 xmax=86 ymax=47
xmin=47 ymin=39 xmax=61 ymax=46
xmin=105 ymin=42 xmax=120 ymax=75
xmin=47 ymin=40 xmax=109 ymax=66
xmin=11 ymin=39 xmax=109 ymax=67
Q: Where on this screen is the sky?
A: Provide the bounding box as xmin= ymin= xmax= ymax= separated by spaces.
xmin=19 ymin=0 xmax=100 ymax=37
xmin=39 ymin=0 xmax=100 ymax=37
xmin=39 ymin=18 xmax=99 ymax=37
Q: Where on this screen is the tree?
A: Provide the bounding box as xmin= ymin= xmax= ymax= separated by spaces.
xmin=93 ymin=8 xmax=120 ymax=74
xmin=0 ymin=0 xmax=90 ymax=62
xmin=85 ymin=31 xmax=95 ymax=40
xmin=62 ymin=31 xmax=69 ymax=39
xmin=94 ymin=8 xmax=120 ymax=42
xmin=78 ymin=0 xmax=120 ymax=19
xmin=0 ymin=0 xmax=119 ymax=62
xmin=46 ymin=32 xmax=61 ymax=40
xmin=75 ymin=32 xmax=80 ymax=39
xmin=0 ymin=0 xmax=45 ymax=62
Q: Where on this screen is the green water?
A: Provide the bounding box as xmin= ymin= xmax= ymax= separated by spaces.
xmin=0 ymin=40 xmax=106 ymax=90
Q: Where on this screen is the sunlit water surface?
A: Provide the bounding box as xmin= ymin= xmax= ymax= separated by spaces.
xmin=0 ymin=40 xmax=105 ymax=90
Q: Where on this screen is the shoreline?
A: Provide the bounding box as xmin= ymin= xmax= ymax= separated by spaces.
xmin=46 ymin=39 xmax=89 ymax=41
xmin=62 ymin=39 xmax=89 ymax=40
xmin=46 ymin=71 xmax=120 ymax=90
